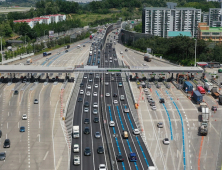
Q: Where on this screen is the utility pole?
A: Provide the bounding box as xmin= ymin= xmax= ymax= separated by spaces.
xmin=194 ymin=39 xmax=197 ymax=67
xmin=1 ymin=37 xmax=2 ymax=65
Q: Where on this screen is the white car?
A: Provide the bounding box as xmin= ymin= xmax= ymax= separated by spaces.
xmin=99 ymin=164 xmax=107 ymax=170
xmin=163 ymin=138 xmax=170 ymax=145
xmin=105 ymin=73 xmax=109 ymax=75
xmin=89 ymin=79 xmax=93 ymax=82
xmin=109 ymin=60 xmax=112 ymax=63
xmin=113 ymin=100 xmax=118 ymax=104
xmin=143 ymin=63 xmax=147 ymax=66
xmin=106 ymin=93 xmax=110 ymax=97
xmin=87 ymin=85 xmax=91 ymax=89
xmin=22 ymin=114 xmax=27 ymax=120
xmin=84 ymin=76 xmax=87 ymax=79
xmin=105 ymin=60 xmax=108 ymax=63
xmin=93 ymin=102 xmax=98 ymax=107
xmin=105 ymin=82 xmax=109 ymax=86
xmin=133 ymin=129 xmax=140 ymax=135
xmin=93 ymin=92 xmax=97 ymax=96
xmin=109 ymin=121 xmax=115 ymax=127
xmin=152 ymin=106 xmax=156 ymax=110
xmin=114 ymin=58 xmax=117 ymax=61
xmin=120 ymin=51 xmax=123 ymax=54
xmin=144 ymin=88 xmax=149 ymax=92
xmin=86 ymin=91 xmax=90 ymax=96
xmin=73 ymin=144 xmax=79 ymax=152
xmin=95 ymin=84 xmax=99 ymax=88
xmin=79 ymin=90 xmax=84 ymax=95
xmin=84 ymin=108 xmax=89 ymax=112
xmin=109 ymin=57 xmax=113 ymax=60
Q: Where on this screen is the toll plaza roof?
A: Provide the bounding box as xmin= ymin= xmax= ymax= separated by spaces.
xmin=0 ymin=65 xmax=204 ymax=73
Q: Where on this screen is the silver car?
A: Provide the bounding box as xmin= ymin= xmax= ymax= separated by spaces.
xmin=84 ymin=108 xmax=89 ymax=113
xmin=95 ymin=132 xmax=101 ymax=138
xmin=93 ymin=109 xmax=98 ymax=114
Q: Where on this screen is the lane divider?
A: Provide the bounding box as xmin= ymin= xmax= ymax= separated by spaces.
xmin=125 ymin=105 xmax=150 ymax=168
xmin=108 ymin=106 xmax=126 ymax=170
xmin=165 ymin=90 xmax=186 ymax=170
xmin=198 ymin=136 xmax=204 ymax=170
xmin=155 ymin=90 xmax=174 ymax=140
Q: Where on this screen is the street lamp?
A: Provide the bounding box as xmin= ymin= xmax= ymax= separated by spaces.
xmin=194 ymin=39 xmax=197 ymax=67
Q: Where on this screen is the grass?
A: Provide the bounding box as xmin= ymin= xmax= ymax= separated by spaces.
xmin=69 ymin=13 xmax=119 ymax=25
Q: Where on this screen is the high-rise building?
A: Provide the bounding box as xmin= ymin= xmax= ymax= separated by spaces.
xmin=142 ymin=2 xmax=201 ymax=37
xmin=209 ymin=8 xmax=222 ymax=27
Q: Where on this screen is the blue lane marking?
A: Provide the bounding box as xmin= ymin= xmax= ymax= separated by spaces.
xmin=108 ymin=106 xmax=125 ymax=170
xmin=124 ymin=105 xmax=150 ymax=167
xmin=115 ymin=106 xmax=137 ymax=169
xmin=165 ymin=91 xmax=186 ymax=170
xmin=116 ymin=106 xmax=125 ymax=130
xmin=155 ymin=91 xmax=173 ymax=140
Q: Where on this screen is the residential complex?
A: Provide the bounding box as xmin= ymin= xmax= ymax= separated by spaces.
xmin=142 ymin=2 xmax=201 ymax=38
xmin=198 ymin=22 xmax=222 ymax=42
xmin=203 ymin=7 xmax=222 ymax=27
xmin=13 ymin=14 xmax=66 ymax=28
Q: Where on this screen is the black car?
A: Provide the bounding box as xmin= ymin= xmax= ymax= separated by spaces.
xmin=212 ymin=106 xmax=217 ymax=111
xmin=78 ymin=98 xmax=83 ymax=102
xmin=116 ymin=155 xmax=124 ymax=162
xmin=83 ymin=44 xmax=86 ymax=47
xmin=84 ymin=127 xmax=90 ymax=134
xmin=84 ymin=101 xmax=89 ymax=107
xmin=3 ymin=139 xmax=10 ymax=148
xmin=84 ymin=147 xmax=91 ymax=156
xmin=0 ymin=130 xmax=2 ymax=138
xmin=93 ymin=117 xmax=99 ymax=123
xmin=159 ymin=98 xmax=165 ymax=103
xmin=0 ymin=152 xmax=6 ymax=161
xmin=14 ymin=90 xmax=19 ymax=95
xmin=80 ymin=83 xmax=84 ymax=87
xmin=65 ymin=50 xmax=68 ymax=53
xmin=97 ymin=146 xmax=104 ymax=154
xmin=125 ymin=49 xmax=128 ymax=52
xmin=89 ymin=72 xmax=93 ymax=75
xmin=113 ymin=93 xmax=118 ymax=97
xmin=84 ymin=118 xmax=90 ymax=124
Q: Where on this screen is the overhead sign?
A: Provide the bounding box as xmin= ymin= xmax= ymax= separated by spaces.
xmin=147 ymin=48 xmax=152 ymax=54
xmin=49 ymin=30 xmax=54 ymax=38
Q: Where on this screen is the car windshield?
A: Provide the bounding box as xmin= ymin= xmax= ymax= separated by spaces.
xmin=165 ymin=138 xmax=169 ymax=141
xmin=159 ymin=123 xmax=163 ymax=125
xmin=0 ymin=153 xmax=5 ymax=156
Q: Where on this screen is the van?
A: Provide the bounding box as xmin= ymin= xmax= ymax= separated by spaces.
xmin=122 ymin=131 xmax=128 ymax=139
xmin=120 ymin=95 xmax=124 ymax=101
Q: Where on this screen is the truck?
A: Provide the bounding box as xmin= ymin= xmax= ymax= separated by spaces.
xmin=211 ymin=86 xmax=220 ymax=98
xmin=197 ymin=85 xmax=206 ymax=94
xmin=43 ymin=52 xmax=51 ymax=57
xmin=144 ymin=53 xmax=152 ymax=62
xmin=183 ymin=81 xmax=193 ymax=92
xmin=204 ymin=82 xmax=214 ymax=92
xmin=73 ymin=155 xmax=80 ymax=165
xmin=26 ymin=58 xmax=32 ymax=65
xmin=200 ymin=102 xmax=209 ymax=122
xmin=73 ymin=126 xmax=79 ymax=138
xmin=192 ymin=90 xmax=203 ymax=104
xmin=199 ymin=122 xmax=208 ymax=136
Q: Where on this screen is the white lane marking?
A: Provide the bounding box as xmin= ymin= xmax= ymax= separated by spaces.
xmin=43 ymin=151 xmax=49 ymax=160
xmin=55 ymin=156 xmax=62 ymax=170
xmin=52 ymin=100 xmax=59 ymax=170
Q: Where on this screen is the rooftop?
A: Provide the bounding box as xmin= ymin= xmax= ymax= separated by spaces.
xmin=168 ymin=31 xmax=192 ymax=37
xmin=201 ymin=27 xmax=222 ymax=32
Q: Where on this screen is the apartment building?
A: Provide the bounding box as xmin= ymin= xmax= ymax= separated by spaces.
xmin=13 ymin=14 xmax=66 ymax=28
xmin=142 ymin=2 xmax=201 ymax=38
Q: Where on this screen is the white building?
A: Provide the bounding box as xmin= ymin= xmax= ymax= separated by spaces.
xmin=209 ymin=8 xmax=222 ymax=27
xmin=13 ymin=14 xmax=66 ymax=28
xmin=142 ymin=2 xmax=201 ymax=38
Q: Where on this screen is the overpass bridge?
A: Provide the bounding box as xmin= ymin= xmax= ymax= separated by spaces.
xmin=0 ymin=65 xmax=204 ymax=74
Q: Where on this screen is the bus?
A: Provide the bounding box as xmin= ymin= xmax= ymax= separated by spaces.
xmin=207 ymin=62 xmax=220 ymax=68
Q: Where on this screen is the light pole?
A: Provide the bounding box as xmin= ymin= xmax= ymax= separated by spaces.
xmin=194 ymin=39 xmax=197 ymax=67
xmin=1 ymin=37 xmax=2 ymax=65
xmin=25 ymin=33 xmax=27 ymax=45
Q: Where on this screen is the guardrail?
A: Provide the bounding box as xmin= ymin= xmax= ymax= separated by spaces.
xmin=0 ymin=53 xmax=34 ymax=65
